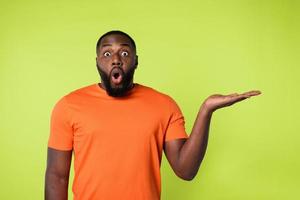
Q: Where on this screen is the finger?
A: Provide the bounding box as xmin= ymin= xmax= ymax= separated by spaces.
xmin=225 ymin=93 xmax=244 ymax=102
xmin=225 ymin=90 xmax=261 ymax=103
xmin=241 ymin=90 xmax=261 ymax=97
xmin=232 ymin=95 xmax=248 ymax=102
xmin=224 ymin=90 xmax=261 ymax=106
xmin=227 ymin=93 xmax=239 ymax=97
xmin=224 ymin=94 xmax=248 ymax=105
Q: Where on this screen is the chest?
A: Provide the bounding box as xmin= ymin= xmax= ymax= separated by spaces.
xmin=71 ymin=100 xmax=168 ymax=149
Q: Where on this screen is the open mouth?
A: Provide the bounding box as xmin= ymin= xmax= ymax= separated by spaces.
xmin=111 ymin=68 xmax=123 ymax=85
xmin=113 ymin=72 xmax=120 ymax=79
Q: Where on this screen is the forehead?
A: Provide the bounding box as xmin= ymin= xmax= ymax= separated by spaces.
xmin=100 ymin=34 xmax=134 ymax=49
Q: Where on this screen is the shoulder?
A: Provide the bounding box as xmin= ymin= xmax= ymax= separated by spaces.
xmin=61 ymin=83 xmax=96 ymax=101
xmin=137 ymin=84 xmax=184 ymax=117
xmin=137 ymin=84 xmax=178 ymax=106
xmin=67 ymin=83 xmax=95 ymax=97
xmin=52 ymin=83 xmax=96 ymax=108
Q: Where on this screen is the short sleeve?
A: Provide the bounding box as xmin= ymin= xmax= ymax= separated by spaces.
xmin=164 ymin=97 xmax=189 ymax=142
xmin=48 ymin=96 xmax=74 ymax=150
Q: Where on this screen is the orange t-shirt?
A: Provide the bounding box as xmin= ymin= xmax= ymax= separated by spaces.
xmin=48 ymin=83 xmax=189 ymax=200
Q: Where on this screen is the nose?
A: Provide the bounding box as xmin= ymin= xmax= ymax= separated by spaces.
xmin=112 ymin=53 xmax=122 ymax=67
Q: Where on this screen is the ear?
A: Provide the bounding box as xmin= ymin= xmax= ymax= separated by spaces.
xmin=134 ymin=55 xmax=138 ymax=68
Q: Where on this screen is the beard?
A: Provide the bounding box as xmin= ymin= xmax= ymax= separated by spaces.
xmin=96 ymin=63 xmax=136 ymax=97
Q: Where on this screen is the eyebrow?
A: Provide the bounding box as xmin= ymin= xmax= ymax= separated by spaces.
xmin=101 ymin=43 xmax=131 ymax=47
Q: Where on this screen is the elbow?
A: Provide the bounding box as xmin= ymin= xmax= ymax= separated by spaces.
xmin=176 ymin=171 xmax=196 ymax=181
xmin=181 ymin=174 xmax=195 ymax=181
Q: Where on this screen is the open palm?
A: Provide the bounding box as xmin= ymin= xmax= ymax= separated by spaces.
xmin=203 ymin=90 xmax=261 ymax=112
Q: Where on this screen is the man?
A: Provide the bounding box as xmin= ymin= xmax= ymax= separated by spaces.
xmin=45 ymin=30 xmax=261 ymax=200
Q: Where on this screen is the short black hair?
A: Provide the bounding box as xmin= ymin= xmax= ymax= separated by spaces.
xmin=96 ymin=30 xmax=136 ymax=54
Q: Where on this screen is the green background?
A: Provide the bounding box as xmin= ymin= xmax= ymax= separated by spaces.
xmin=0 ymin=0 xmax=299 ymax=199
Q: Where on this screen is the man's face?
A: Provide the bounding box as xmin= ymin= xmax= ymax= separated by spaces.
xmin=96 ymin=34 xmax=138 ymax=97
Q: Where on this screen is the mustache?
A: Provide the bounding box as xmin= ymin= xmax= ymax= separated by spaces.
xmin=96 ymin=63 xmax=136 ymax=97
xmin=96 ymin=64 xmax=134 ymax=79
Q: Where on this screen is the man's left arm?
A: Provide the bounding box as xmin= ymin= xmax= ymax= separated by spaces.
xmin=163 ymin=90 xmax=261 ymax=181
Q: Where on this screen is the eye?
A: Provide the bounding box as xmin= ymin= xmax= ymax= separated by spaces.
xmin=121 ymin=51 xmax=129 ymax=57
xmin=103 ymin=52 xmax=111 ymax=57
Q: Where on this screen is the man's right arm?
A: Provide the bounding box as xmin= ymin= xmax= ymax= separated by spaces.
xmin=45 ymin=147 xmax=72 ymax=200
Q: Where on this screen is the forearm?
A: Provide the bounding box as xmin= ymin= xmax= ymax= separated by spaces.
xmin=176 ymin=90 xmax=261 ymax=180
xmin=178 ymin=104 xmax=213 ymax=180
xmin=45 ymin=171 xmax=69 ymax=200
